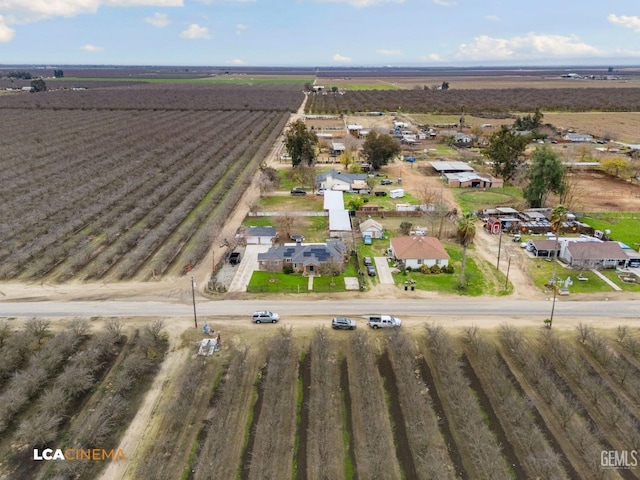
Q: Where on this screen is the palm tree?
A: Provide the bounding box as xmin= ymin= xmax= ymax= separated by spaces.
xmin=456 ymin=212 xmax=476 ymax=289
xmin=548 ymin=205 xmax=568 ymax=328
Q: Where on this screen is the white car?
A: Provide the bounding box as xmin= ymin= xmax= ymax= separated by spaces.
xmin=252 ymin=311 xmax=280 ymax=323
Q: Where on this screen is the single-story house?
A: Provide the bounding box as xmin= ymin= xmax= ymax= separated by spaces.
xmin=360 ymin=218 xmax=384 ymax=239
xmin=245 ymin=226 xmax=277 ymax=245
xmin=564 ymin=133 xmax=593 ymax=143
xmin=389 ymin=236 xmax=450 ymax=270
xmin=454 ymin=132 xmax=473 ymax=144
xmin=257 ymin=240 xmax=346 ymax=275
xmin=316 ymin=169 xmax=368 ymax=192
xmin=561 ymin=241 xmax=628 ymax=269
xmin=444 ymin=171 xmax=503 ymax=188
xmin=359 ymin=204 xmax=380 ymax=214
xmin=528 ymin=239 xmax=559 ymax=258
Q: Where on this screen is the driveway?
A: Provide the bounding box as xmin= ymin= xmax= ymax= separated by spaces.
xmin=228 ymin=244 xmax=270 ymax=292
xmin=374 ymin=257 xmax=395 ymax=285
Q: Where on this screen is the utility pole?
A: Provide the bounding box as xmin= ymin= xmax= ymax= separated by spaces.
xmin=191 ymin=276 xmax=198 ymax=329
xmin=496 ymin=227 xmax=503 ymax=270
xmin=504 ymin=256 xmax=513 ymax=291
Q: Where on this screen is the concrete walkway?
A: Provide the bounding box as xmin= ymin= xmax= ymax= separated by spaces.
xmin=591 ymin=269 xmax=623 ymax=291
xmin=228 ymin=245 xmax=270 ymax=292
xmin=374 ymin=257 xmax=395 ymax=285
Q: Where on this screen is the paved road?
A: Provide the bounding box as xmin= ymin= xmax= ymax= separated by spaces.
xmin=1 ymin=298 xmax=638 ymax=319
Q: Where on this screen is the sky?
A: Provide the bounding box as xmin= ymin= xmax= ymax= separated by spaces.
xmin=0 ymin=0 xmax=639 ymax=67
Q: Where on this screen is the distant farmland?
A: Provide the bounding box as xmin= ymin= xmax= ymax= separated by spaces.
xmin=0 ymin=84 xmax=302 ymax=281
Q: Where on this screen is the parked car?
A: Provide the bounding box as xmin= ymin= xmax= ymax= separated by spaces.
xmin=374 ymin=191 xmax=387 ymax=197
xmin=367 ymin=315 xmax=402 ymax=329
xmin=381 ymin=179 xmax=393 ymax=185
xmin=316 ymin=188 xmax=326 ymax=195
xmin=332 ymin=317 xmax=356 ymax=330
xmin=366 ymin=265 xmax=376 ymax=276
xmin=252 ymin=311 xmax=280 ymax=323
xmin=229 ymin=252 xmax=241 ymax=265
xmin=290 ymin=188 xmax=307 ymax=196
xmin=363 ymin=256 xmax=373 ymax=266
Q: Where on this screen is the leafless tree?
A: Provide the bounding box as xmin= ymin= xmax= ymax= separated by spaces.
xmin=25 ymin=318 xmax=51 ymax=344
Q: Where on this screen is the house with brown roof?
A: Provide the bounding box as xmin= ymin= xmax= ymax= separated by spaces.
xmin=561 ymin=241 xmax=629 ymax=269
xmin=389 ymin=236 xmax=449 ymax=269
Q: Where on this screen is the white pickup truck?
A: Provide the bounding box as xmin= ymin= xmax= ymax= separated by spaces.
xmin=367 ymin=315 xmax=402 ymax=329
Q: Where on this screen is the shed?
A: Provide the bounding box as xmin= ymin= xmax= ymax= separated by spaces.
xmin=245 ymin=226 xmax=277 ymax=245
xmin=360 ymin=218 xmax=384 ymax=239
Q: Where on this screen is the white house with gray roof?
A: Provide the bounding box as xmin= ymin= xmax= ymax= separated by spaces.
xmin=316 ymin=169 xmax=368 ymax=192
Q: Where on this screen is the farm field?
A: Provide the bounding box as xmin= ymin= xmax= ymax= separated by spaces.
xmin=0 ymin=318 xmax=167 ymax=480
xmin=0 ymin=102 xmax=293 ymax=282
xmin=6 ymin=318 xmax=638 ymax=480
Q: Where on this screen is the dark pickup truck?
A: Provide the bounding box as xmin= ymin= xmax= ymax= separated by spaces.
xmin=229 ymin=252 xmax=241 ymax=265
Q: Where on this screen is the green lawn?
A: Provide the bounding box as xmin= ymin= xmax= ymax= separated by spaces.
xmin=246 ymin=270 xmax=349 ymax=293
xmin=454 ymin=186 xmax=524 ymax=213
xmin=579 ymin=213 xmax=640 ymax=249
xmin=527 ymin=258 xmax=624 ymax=293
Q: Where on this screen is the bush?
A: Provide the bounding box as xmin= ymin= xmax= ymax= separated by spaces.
xmin=419 ymin=265 xmax=430 ymax=274
xmin=283 ymin=265 xmax=294 ymax=274
xmin=430 ymin=265 xmax=442 ymax=274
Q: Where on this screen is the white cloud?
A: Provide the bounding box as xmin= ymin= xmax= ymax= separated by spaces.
xmin=180 ymin=24 xmax=211 ymax=39
xmin=377 ymin=49 xmax=402 ymax=55
xmin=0 ymin=16 xmax=15 ymax=41
xmin=228 ymin=58 xmax=245 ymax=65
xmin=236 ymin=23 xmax=247 ymax=35
xmin=455 ymin=33 xmax=602 ymax=60
xmin=332 ymin=53 xmax=352 ymax=63
xmin=0 ymin=0 xmax=181 ymax=27
xmin=419 ymin=53 xmax=442 ymax=62
xmin=80 ymin=44 xmax=104 ymax=52
xmin=485 ymin=14 xmax=499 ymax=22
xmin=193 ymin=0 xmax=254 ymax=4
xmin=608 ymin=14 xmax=640 ymax=33
xmin=432 ymin=0 xmax=457 ymax=6
xmin=144 ymin=12 xmax=170 ymax=27
xmin=314 ymin=0 xmax=403 ymax=7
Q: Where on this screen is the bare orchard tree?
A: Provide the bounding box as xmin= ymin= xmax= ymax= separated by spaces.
xmin=25 ymin=318 xmax=51 ymax=344
xmin=0 ymin=320 xmax=10 ymax=347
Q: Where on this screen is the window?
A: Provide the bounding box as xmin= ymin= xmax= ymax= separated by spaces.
xmin=436 ymin=259 xmax=441 ymax=265
xmin=417 ymin=259 xmax=423 ymax=265
xmin=285 ymin=258 xmax=292 ymax=263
